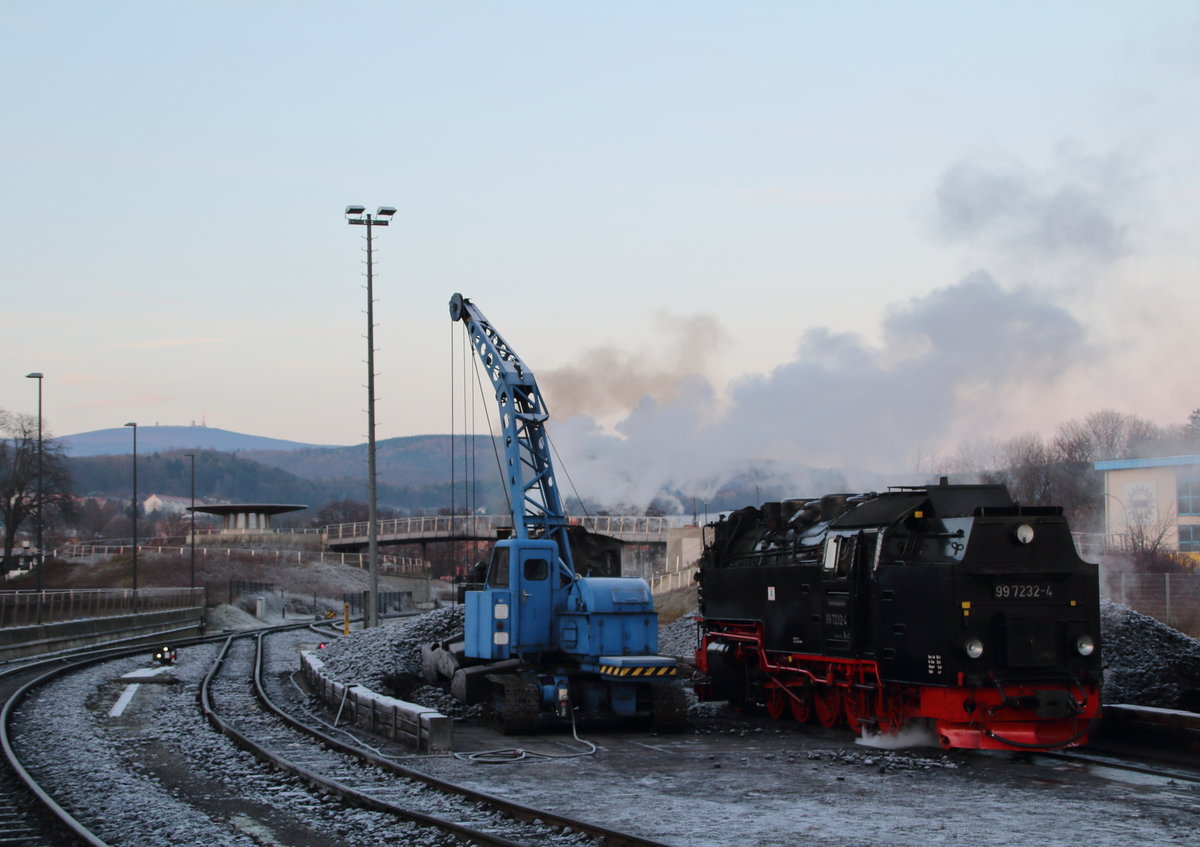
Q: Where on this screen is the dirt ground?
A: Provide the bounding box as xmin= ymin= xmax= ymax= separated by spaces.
xmin=406 ymin=707 xmax=1199 ymax=847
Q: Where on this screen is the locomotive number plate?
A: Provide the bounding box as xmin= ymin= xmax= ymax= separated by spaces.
xmin=993 ymin=583 xmax=1054 ymax=600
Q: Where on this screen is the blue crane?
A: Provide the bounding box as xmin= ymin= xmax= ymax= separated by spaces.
xmin=427 ymin=294 xmax=684 ymax=733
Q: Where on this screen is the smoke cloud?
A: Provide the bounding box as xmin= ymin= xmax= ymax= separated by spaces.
xmin=542 ymin=147 xmax=1140 ymax=511
xmin=540 ymin=312 xmax=728 ymax=422
xmin=934 ymin=146 xmax=1134 ymax=265
xmin=550 ymin=271 xmax=1089 ymax=509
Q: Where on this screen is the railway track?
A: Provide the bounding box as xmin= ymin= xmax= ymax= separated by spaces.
xmin=0 ymin=654 xmax=127 ymax=847
xmin=0 ymin=623 xmax=673 ymax=846
xmin=0 ymin=621 xmax=1194 ymax=847
xmin=206 ymin=628 xmax=675 ymax=847
xmin=1030 ymin=745 xmax=1200 ymax=786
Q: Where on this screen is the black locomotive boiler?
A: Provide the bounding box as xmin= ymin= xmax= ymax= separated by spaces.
xmin=695 ymin=480 xmax=1102 ymax=750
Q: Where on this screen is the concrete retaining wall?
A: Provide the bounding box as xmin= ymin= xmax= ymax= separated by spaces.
xmin=300 ymin=650 xmax=451 ymax=752
xmin=0 ymin=607 xmax=205 ymax=662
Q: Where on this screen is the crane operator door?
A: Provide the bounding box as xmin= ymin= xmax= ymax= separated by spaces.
xmin=511 ymin=540 xmax=557 ymax=655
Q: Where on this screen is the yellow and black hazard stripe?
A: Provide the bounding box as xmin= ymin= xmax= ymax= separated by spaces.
xmin=598 ymin=664 xmax=678 ymax=678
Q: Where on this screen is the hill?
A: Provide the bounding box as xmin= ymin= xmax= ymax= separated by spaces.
xmin=242 ymin=434 xmax=498 ymax=489
xmin=56 ymin=426 xmax=867 ymax=516
xmin=61 ymin=425 xmax=329 ymax=457
xmin=62 ymin=438 xmax=508 ymax=517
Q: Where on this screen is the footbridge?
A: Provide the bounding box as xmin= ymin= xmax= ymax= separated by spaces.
xmin=322 ymin=514 xmax=686 ymax=550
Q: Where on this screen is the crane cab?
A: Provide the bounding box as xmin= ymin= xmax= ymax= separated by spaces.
xmin=465 ymin=538 xmax=564 ymax=661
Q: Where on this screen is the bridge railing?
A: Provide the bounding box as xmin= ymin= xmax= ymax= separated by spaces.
xmin=323 ymin=514 xmax=692 ymax=543
xmin=323 ymin=515 xmax=511 ymax=541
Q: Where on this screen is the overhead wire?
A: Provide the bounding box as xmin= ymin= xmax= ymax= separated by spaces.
xmin=547 ymin=432 xmax=592 ymax=523
xmin=470 ymin=347 xmax=512 ymax=519
xmin=448 ymin=321 xmax=457 ymax=572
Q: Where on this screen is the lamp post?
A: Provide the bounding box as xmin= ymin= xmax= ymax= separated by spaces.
xmin=24 ymin=373 xmax=43 ymax=594
xmin=186 ymin=453 xmax=196 ymax=589
xmin=124 ymin=422 xmax=138 ymax=592
xmin=345 ymin=204 xmax=395 ymax=629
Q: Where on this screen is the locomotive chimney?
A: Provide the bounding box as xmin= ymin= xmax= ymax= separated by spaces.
xmin=763 ymin=501 xmax=783 ymax=533
xmin=820 ymin=494 xmax=849 ymax=521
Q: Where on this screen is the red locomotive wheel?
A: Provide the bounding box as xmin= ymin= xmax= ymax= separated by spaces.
xmin=789 ymin=686 xmax=812 ymax=723
xmin=843 ymin=692 xmax=868 ymax=734
xmin=765 ymin=686 xmax=788 ymax=720
xmin=813 ymin=685 xmax=841 ymax=728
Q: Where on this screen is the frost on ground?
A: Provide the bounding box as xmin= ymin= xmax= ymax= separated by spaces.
xmin=1101 ymin=597 xmax=1200 ymax=710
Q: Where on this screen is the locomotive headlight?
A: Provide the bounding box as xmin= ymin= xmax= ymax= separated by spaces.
xmin=1075 ymin=634 xmax=1096 ymax=656
xmin=1014 ymin=523 xmax=1035 ymax=544
xmin=964 ymin=638 xmax=985 ymax=659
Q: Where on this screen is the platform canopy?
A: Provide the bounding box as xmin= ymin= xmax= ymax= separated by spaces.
xmin=188 ymin=503 xmax=306 ymax=532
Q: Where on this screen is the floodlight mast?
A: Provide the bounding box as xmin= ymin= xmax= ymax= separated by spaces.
xmin=25 ymin=373 xmax=43 ymax=603
xmin=124 ymin=422 xmax=138 ymax=594
xmin=344 ymin=204 xmax=395 ymax=628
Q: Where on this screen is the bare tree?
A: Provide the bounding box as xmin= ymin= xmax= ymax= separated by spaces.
xmin=1187 ymin=409 xmax=1200 ymax=440
xmin=1057 ymin=409 xmax=1165 ymax=462
xmin=0 ymin=409 xmax=73 ymax=565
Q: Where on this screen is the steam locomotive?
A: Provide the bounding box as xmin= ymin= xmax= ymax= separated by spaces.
xmin=695 ymin=480 xmax=1102 ymax=750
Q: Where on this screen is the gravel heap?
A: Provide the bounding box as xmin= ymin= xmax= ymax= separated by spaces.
xmin=658 ymin=610 xmax=700 ymax=660
xmin=317 ymin=606 xmax=464 ymax=692
xmin=1100 ymin=598 xmax=1200 ymax=710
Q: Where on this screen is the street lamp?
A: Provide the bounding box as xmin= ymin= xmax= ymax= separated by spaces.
xmin=345 ymin=204 xmax=395 ymax=629
xmin=186 ymin=453 xmax=196 ymax=589
xmin=124 ymin=422 xmax=138 ymax=592
xmin=24 ymin=373 xmax=43 ymax=594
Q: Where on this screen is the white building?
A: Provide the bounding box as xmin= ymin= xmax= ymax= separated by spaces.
xmin=142 ymin=493 xmax=194 ymax=515
xmin=1094 ymin=455 xmax=1200 ymax=556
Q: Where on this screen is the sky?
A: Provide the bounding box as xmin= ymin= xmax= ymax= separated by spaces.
xmin=3 ymin=2 xmax=1198 ymax=503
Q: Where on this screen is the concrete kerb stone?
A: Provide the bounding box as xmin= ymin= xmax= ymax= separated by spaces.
xmin=300 ymin=650 xmax=452 ymax=752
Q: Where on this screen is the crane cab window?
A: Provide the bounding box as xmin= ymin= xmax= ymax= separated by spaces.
xmin=523 ymin=558 xmax=549 ymax=581
xmin=487 ymin=548 xmax=510 ymax=588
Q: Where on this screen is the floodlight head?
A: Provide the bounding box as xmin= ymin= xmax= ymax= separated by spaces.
xmin=345 ymin=204 xmax=366 ymax=216
xmin=376 ymin=206 xmax=397 ymax=217
xmin=26 ymin=372 xmax=43 ymax=379
xmin=124 ymin=422 xmax=137 ymax=428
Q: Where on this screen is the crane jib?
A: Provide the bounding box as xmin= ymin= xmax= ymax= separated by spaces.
xmin=450 ymin=293 xmax=575 ymax=573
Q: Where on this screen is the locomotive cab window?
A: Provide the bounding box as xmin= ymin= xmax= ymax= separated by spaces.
xmin=487 ymin=547 xmax=510 ymax=588
xmin=822 ymin=535 xmax=854 ymax=576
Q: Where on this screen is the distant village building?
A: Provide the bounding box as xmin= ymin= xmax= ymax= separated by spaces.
xmin=142 ymin=493 xmax=194 ymax=515
xmin=1094 ymin=455 xmax=1200 ymax=555
xmin=189 ymin=503 xmax=307 ymax=533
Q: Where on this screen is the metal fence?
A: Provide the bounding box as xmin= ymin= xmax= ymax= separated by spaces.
xmin=1104 ymin=572 xmax=1200 ymax=635
xmin=342 ymin=590 xmax=413 ymax=615
xmin=58 ymin=543 xmax=428 ymax=576
xmin=0 ymin=587 xmax=205 ymax=629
